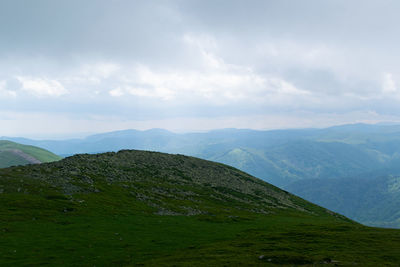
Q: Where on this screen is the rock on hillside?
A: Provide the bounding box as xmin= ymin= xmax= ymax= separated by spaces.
xmin=0 ymin=149 xmax=344 ymax=218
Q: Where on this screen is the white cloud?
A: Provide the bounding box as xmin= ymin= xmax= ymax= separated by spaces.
xmin=383 ymin=72 xmax=397 ymax=94
xmin=115 ymin=56 xmax=308 ymax=104
xmin=127 ymin=85 xmax=175 ymax=100
xmin=80 ymin=62 xmax=121 ymax=82
xmin=109 ymin=87 xmax=125 ymax=97
xmin=61 ymin=62 xmax=121 ymax=87
xmin=17 ymin=76 xmax=68 ymax=97
xmin=0 ymin=80 xmax=17 ymax=97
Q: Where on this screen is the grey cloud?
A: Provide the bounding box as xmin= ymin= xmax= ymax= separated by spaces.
xmin=1 ymin=0 xmax=400 ymax=136
xmin=0 ymin=0 xmax=186 ymax=65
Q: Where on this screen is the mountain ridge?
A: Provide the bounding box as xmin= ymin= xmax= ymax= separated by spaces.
xmin=5 ymin=123 xmax=399 ymax=186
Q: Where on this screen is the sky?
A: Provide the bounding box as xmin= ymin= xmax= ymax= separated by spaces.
xmin=1 ymin=0 xmax=400 ymax=138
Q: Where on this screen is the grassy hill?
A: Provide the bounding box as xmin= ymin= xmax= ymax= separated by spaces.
xmin=0 ymin=140 xmax=62 ymax=168
xmin=1 ymin=150 xmax=400 ymax=265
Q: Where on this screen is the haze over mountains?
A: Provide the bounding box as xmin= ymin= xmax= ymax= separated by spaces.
xmin=5 ymin=123 xmax=400 ymax=185
xmin=4 ymin=123 xmax=400 ymax=227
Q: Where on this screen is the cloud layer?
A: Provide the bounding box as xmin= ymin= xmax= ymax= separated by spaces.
xmin=1 ymin=0 xmax=400 ymax=137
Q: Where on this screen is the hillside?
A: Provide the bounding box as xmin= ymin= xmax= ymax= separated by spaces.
xmin=209 ymin=140 xmax=383 ymax=186
xmin=0 ymin=140 xmax=62 ymax=168
xmin=286 ymin=173 xmax=400 ymax=228
xmin=2 ymin=150 xmax=400 ymax=265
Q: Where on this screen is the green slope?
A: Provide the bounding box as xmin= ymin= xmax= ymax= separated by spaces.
xmin=286 ymin=174 xmax=400 ymax=228
xmin=1 ymin=150 xmax=400 ymax=266
xmin=209 ymin=141 xmax=383 ymax=187
xmin=0 ymin=140 xmax=61 ymax=168
xmin=0 ymin=150 xmax=32 ymax=168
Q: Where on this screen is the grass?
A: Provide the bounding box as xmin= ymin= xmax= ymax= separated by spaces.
xmin=0 ymin=140 xmax=61 ymax=165
xmin=1 ymin=150 xmax=400 ymax=266
xmin=0 ymin=150 xmax=31 ymax=168
xmin=2 ymin=201 xmax=400 ymax=266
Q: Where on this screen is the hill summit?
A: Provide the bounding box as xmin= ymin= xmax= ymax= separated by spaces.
xmin=8 ymin=149 xmax=336 ymax=216
xmin=2 ymin=150 xmax=400 ymax=266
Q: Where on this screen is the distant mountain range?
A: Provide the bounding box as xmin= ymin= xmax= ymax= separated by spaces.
xmin=4 ymin=123 xmax=400 ymax=186
xmin=0 ymin=140 xmax=61 ymax=168
xmin=4 ymin=123 xmax=400 ymax=227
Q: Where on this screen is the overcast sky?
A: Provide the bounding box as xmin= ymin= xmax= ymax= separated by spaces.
xmin=1 ymin=0 xmax=400 ymax=138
